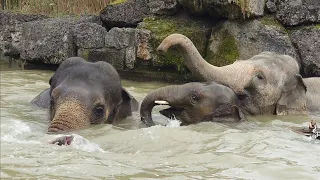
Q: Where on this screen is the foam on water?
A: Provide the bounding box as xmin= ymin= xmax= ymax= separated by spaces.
xmin=166 ymin=118 xmax=182 ymax=128
xmin=69 ymin=134 xmax=106 ymax=153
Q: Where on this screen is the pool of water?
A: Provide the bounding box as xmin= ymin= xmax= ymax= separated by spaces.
xmin=1 ymin=61 xmax=319 ymax=179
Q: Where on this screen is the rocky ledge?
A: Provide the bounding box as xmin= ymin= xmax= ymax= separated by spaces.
xmin=1 ymin=0 xmax=319 ymax=82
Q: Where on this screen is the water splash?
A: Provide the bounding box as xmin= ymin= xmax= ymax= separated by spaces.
xmin=69 ymin=134 xmax=105 ymax=153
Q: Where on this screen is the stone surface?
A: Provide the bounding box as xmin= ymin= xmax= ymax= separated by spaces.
xmin=206 ymin=16 xmax=298 ymax=66
xmin=266 ymin=0 xmax=320 ymax=26
xmin=178 ymin=0 xmax=265 ymax=19
xmin=105 ymin=27 xmax=136 ymax=49
xmin=100 ymin=0 xmax=150 ymax=28
xmin=291 ymin=26 xmax=320 ymax=77
xmin=0 ymin=11 xmax=48 ymax=59
xmin=73 ymin=23 xmax=106 ymax=49
xmin=136 ymin=29 xmax=152 ymax=61
xmin=138 ymin=17 xmax=209 ymax=73
xmin=148 ymin=0 xmax=180 ymax=15
xmin=20 ymin=16 xmax=103 ymax=64
xmin=21 ymin=18 xmax=75 ymax=64
xmin=125 ymin=46 xmax=136 ymax=69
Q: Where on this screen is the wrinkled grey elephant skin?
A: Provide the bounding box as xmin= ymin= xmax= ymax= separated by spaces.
xmin=140 ymin=81 xmax=245 ymax=127
xmin=31 ymin=57 xmax=139 ymax=133
xmin=157 ymin=34 xmax=320 ymax=116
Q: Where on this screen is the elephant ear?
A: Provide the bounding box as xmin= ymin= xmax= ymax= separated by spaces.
xmin=211 ymin=105 xmax=246 ymax=122
xmin=30 ymin=88 xmax=51 ymax=109
xmin=276 ymin=74 xmax=307 ymax=115
xmin=114 ymin=87 xmax=139 ymax=120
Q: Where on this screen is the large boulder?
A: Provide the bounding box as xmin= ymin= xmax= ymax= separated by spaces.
xmin=178 ymin=0 xmax=265 ymax=19
xmin=73 ymin=23 xmax=106 ymax=49
xmin=267 ymin=0 xmax=320 ymax=26
xmin=148 ymin=0 xmax=180 ymax=15
xmin=0 ymin=12 xmax=47 ymax=59
xmin=137 ymin=17 xmax=210 ymax=73
xmin=206 ymin=16 xmax=298 ymax=66
xmin=20 ymin=16 xmax=103 ymax=64
xmin=291 ymin=25 xmax=320 ymax=77
xmin=100 ymin=0 xmax=180 ymax=28
xmin=100 ymin=0 xmax=150 ymax=28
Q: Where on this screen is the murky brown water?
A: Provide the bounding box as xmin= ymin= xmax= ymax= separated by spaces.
xmin=1 ymin=61 xmax=319 ymax=179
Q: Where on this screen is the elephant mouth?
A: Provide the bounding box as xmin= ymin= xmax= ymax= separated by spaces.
xmin=155 ymin=100 xmax=187 ymax=122
xmin=47 ymin=121 xmax=73 ymax=133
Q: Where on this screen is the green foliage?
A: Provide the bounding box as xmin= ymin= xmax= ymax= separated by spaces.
xmin=206 ymin=30 xmax=239 ymax=67
xmin=1 ymin=0 xmax=111 ymax=16
xmin=140 ymin=17 xmax=207 ymax=73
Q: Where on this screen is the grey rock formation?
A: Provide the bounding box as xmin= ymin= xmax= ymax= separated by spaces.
xmin=178 ymin=0 xmax=265 ymax=19
xmin=291 ymin=26 xmax=320 ymax=77
xmin=207 ymin=17 xmax=298 ymax=66
xmin=267 ymin=0 xmax=320 ymax=26
xmin=20 ymin=16 xmax=103 ymax=64
xmin=73 ymin=23 xmax=106 ymax=49
xmin=105 ymin=27 xmax=137 ymax=49
xmin=21 ymin=18 xmax=76 ymax=64
xmin=148 ymin=0 xmax=180 ymax=15
xmin=100 ymin=0 xmax=150 ymax=28
xmin=136 ymin=29 xmax=152 ymax=61
xmin=0 ymin=12 xmax=47 ymax=59
xmin=100 ymin=0 xmax=180 ymax=28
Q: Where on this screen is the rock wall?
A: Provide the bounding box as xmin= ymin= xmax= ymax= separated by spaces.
xmin=0 ymin=0 xmax=319 ymax=81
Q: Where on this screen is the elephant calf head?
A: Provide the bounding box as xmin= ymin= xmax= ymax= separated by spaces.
xmin=31 ymin=57 xmax=138 ymax=133
xmin=140 ymin=82 xmax=245 ymax=127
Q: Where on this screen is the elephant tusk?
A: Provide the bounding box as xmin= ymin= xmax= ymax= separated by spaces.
xmin=155 ymin=100 xmax=170 ymax=105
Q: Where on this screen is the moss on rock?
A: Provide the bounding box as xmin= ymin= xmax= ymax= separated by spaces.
xmin=139 ymin=17 xmax=207 ymax=73
xmin=206 ymin=30 xmax=239 ymax=67
xmin=78 ymin=48 xmax=90 ymax=60
xmin=260 ymin=16 xmax=287 ymax=32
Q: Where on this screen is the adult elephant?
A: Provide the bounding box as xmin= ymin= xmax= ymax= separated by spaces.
xmin=157 ymin=34 xmax=320 ymax=116
xmin=31 ymin=57 xmax=139 ymax=133
xmin=140 ymin=81 xmax=245 ymax=127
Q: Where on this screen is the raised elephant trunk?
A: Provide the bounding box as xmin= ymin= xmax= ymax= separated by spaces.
xmin=157 ymin=34 xmax=244 ymax=91
xmin=48 ymin=100 xmax=90 ymax=133
xmin=140 ymin=85 xmax=180 ymax=127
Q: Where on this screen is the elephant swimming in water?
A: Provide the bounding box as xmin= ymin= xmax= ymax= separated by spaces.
xmin=31 ymin=57 xmax=139 ymax=133
xmin=157 ymin=34 xmax=320 ymax=116
xmin=140 ymin=81 xmax=245 ymax=127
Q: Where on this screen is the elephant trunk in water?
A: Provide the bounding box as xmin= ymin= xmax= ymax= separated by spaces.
xmin=48 ymin=100 xmax=90 ymax=133
xmin=140 ymin=85 xmax=180 ymax=127
xmin=157 ymin=33 xmax=248 ymax=92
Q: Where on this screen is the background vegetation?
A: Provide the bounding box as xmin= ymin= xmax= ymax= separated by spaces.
xmin=0 ymin=0 xmax=114 ymax=16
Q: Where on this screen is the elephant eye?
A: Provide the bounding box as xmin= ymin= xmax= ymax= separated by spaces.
xmin=93 ymin=105 xmax=104 ymax=118
xmin=256 ymin=72 xmax=265 ymax=80
xmin=190 ymin=93 xmax=200 ymax=104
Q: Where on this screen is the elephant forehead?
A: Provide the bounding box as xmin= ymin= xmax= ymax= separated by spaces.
xmin=55 ymin=87 xmax=105 ymax=107
xmin=55 ymin=99 xmax=89 ymax=113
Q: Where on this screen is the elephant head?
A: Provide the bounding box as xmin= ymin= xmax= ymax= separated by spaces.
xmin=31 ymin=57 xmax=138 ymax=133
xmin=140 ymin=81 xmax=245 ymax=127
xmin=157 ymin=34 xmax=307 ymax=116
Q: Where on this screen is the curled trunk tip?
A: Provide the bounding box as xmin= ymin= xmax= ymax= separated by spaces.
xmin=156 ymin=33 xmax=191 ymax=53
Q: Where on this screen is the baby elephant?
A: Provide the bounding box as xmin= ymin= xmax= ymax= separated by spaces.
xmin=140 ymin=81 xmax=245 ymax=127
